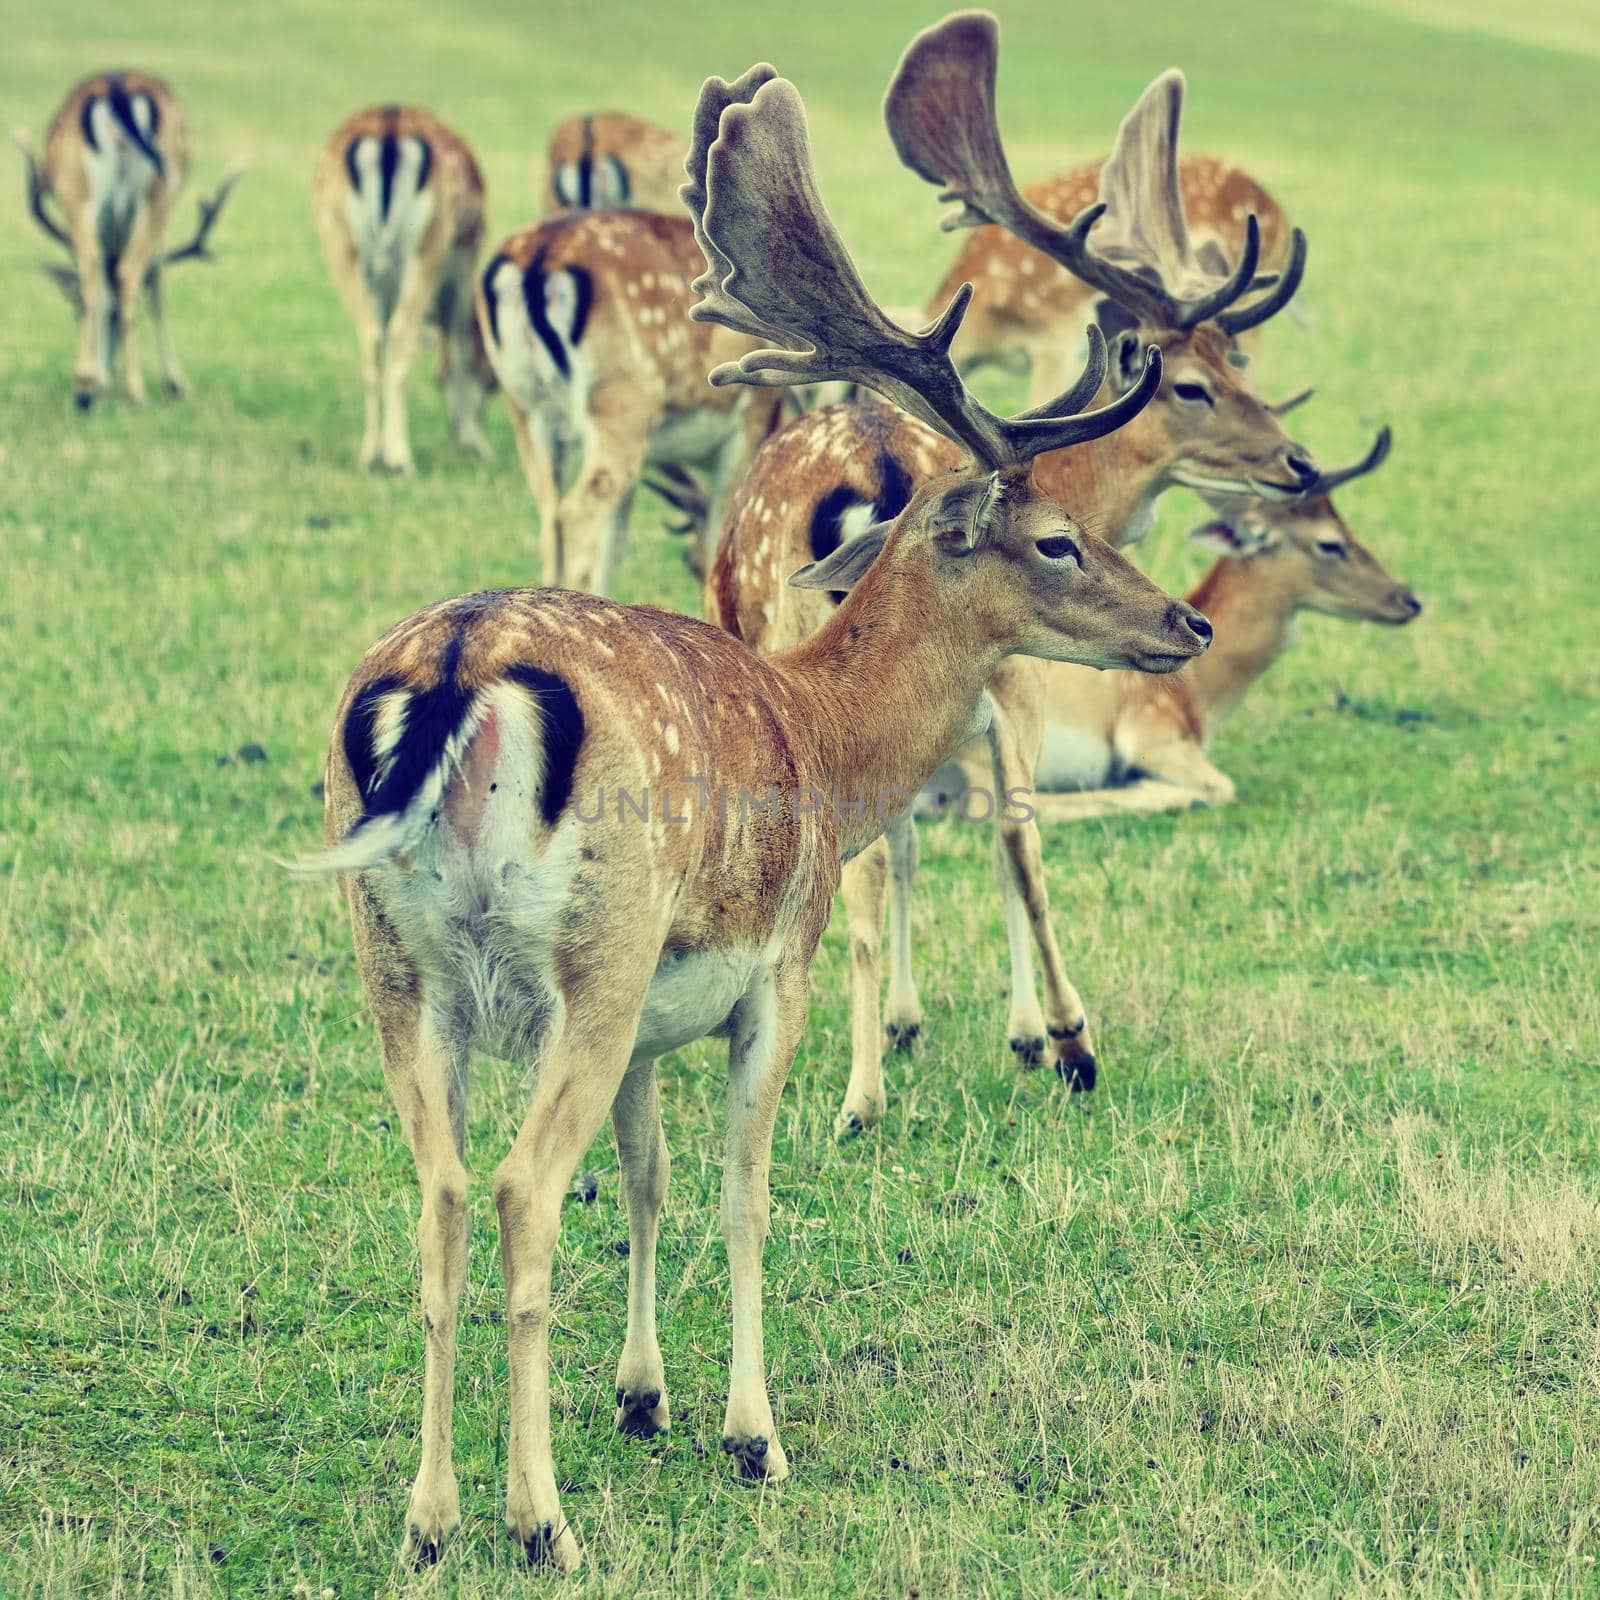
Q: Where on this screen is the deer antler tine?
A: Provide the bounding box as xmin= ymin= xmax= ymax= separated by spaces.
xmin=1266 ymin=386 xmax=1314 ymax=417
xmin=1216 ymin=226 xmax=1307 ymax=335
xmin=162 ymin=157 xmax=247 ymax=267
xmin=1179 ymin=212 xmax=1261 ymax=328
xmin=14 ymin=127 xmax=74 ymax=254
xmin=1308 ymin=425 xmax=1391 ymax=493
xmin=1013 ymin=324 xmax=1107 ymax=423
xmin=1006 ymin=344 xmax=1162 ymax=457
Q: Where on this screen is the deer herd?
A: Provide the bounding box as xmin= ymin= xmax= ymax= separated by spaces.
xmin=21 ymin=10 xmax=1421 ymax=1572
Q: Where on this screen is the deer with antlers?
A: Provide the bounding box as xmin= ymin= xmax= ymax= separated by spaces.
xmin=16 ymin=71 xmax=242 ymax=407
xmin=476 ymin=206 xmax=782 ymax=593
xmin=545 ymin=111 xmax=685 ymax=214
xmin=709 ymin=12 xmax=1318 ymax=1134
xmin=312 ymin=106 xmax=495 ymax=475
xmin=935 ymin=154 xmax=1296 ymax=402
xmin=925 ymin=430 xmax=1419 ymax=830
xmin=295 ymin=61 xmax=1212 ymax=1569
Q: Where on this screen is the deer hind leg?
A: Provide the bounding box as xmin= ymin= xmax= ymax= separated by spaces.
xmin=143 ymin=265 xmax=187 ymax=397
xmin=557 ymin=398 xmax=650 ymax=595
xmin=439 ymin=269 xmax=492 ymax=460
xmin=611 ymin=1058 xmax=670 ymax=1438
xmin=721 ymin=958 xmax=809 ymax=1480
xmin=836 ymin=836 xmax=888 ymax=1140
xmin=113 ymin=204 xmax=167 ymax=406
xmin=369 ymin=995 xmax=470 ymax=1565
xmin=884 ymin=811 xmax=924 ymax=1051
xmin=1132 ymin=741 xmax=1237 ymax=808
xmin=493 ymin=962 xmax=653 ymax=1573
xmin=507 ymin=404 xmax=564 ymax=586
xmin=376 ymin=256 xmax=435 ymax=475
xmin=70 ymin=226 xmax=112 ymax=408
xmin=987 ymin=708 xmax=1097 ymax=1090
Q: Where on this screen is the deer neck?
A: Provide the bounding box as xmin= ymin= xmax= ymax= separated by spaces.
xmin=1181 ymin=559 xmax=1301 ymax=739
xmin=771 ymin=555 xmax=1005 ymax=859
xmin=1031 ymin=389 xmax=1169 ymax=548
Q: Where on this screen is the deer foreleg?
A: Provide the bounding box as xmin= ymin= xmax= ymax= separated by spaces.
xmin=611 ymin=1059 xmax=670 ymax=1438
xmin=836 ymin=836 xmax=888 ymax=1139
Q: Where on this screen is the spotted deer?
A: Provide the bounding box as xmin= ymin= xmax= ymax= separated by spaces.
xmin=925 ymin=430 xmax=1419 ymax=829
xmin=934 ymin=154 xmax=1295 ymax=401
xmin=476 ymin=208 xmax=782 ymax=593
xmin=545 ymin=111 xmax=685 ymax=214
xmin=312 ymin=106 xmax=494 ymax=475
xmin=709 ymin=11 xmax=1316 ymax=1135
xmin=15 ymin=71 xmax=243 ymax=407
xmin=293 ymin=63 xmax=1210 ymax=1571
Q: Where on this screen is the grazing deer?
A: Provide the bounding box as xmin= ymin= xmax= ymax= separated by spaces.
xmin=709 ymin=11 xmax=1316 ymax=1134
xmin=933 ymin=154 xmax=1295 ymax=400
xmin=545 ymin=111 xmax=685 ymax=214
xmin=16 ymin=71 xmax=243 ymax=407
xmin=477 ymin=208 xmax=782 ymax=593
xmin=925 ymin=429 xmax=1419 ymax=827
xmin=312 ymin=106 xmax=494 ymax=475
xmin=295 ymin=63 xmax=1210 ymax=1570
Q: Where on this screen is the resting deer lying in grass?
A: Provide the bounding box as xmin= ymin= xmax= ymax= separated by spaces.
xmin=293 ymin=63 xmax=1209 ymax=1570
xmin=16 ymin=71 xmax=243 ymax=407
xmin=545 ymin=111 xmax=685 ymax=214
xmin=312 ymin=106 xmax=494 ymax=474
xmin=477 ymin=207 xmax=781 ymax=593
xmin=709 ymin=11 xmax=1316 ymax=1134
xmin=933 ymin=154 xmax=1295 ymax=400
xmin=926 ymin=429 xmax=1419 ymax=828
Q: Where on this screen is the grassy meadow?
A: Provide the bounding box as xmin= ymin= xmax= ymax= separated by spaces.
xmin=4 ymin=0 xmax=1600 ymax=1594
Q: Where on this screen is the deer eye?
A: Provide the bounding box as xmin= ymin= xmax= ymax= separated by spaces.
xmin=1173 ymin=381 xmax=1214 ymax=406
xmin=1035 ymin=535 xmax=1081 ymax=565
xmin=1316 ymin=539 xmax=1348 ymax=560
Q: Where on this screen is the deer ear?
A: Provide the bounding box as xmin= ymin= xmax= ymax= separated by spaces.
xmin=1190 ymin=517 xmax=1274 ymax=556
xmin=788 ymin=523 xmax=891 ymax=591
xmin=1108 ymin=327 xmax=1146 ymax=391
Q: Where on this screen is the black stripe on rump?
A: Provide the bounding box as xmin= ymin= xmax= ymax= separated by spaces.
xmin=342 ymin=631 xmax=474 ymax=821
xmin=480 ymin=252 xmax=510 ymax=346
xmin=378 ymin=131 xmax=400 ymax=220
xmin=505 ymin=665 xmax=585 ymax=826
xmin=577 ymin=115 xmax=594 ymax=206
xmin=522 ymin=242 xmax=592 ymax=379
xmin=86 ymin=73 xmax=166 ymax=177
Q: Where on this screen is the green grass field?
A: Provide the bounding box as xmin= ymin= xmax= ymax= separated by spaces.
xmin=4 ymin=0 xmax=1600 ymax=1594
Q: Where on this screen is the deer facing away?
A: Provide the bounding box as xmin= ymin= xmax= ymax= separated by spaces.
xmin=476 ymin=208 xmax=782 ymax=594
xmin=293 ymin=63 xmax=1210 ymax=1571
xmin=16 ymin=70 xmax=243 ymax=407
xmin=312 ymin=105 xmax=495 ymax=475
xmin=545 ymin=111 xmax=686 ymax=214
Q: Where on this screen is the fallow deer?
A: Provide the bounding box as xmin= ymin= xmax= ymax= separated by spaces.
xmin=293 ymin=64 xmax=1211 ymax=1570
xmin=933 ymin=154 xmax=1295 ymax=400
xmin=312 ymin=106 xmax=494 ymax=474
xmin=16 ymin=71 xmax=243 ymax=407
xmin=476 ymin=207 xmax=782 ymax=593
xmin=709 ymin=11 xmax=1317 ymax=1134
xmin=926 ymin=429 xmax=1419 ymax=825
xmin=545 ymin=111 xmax=684 ymax=214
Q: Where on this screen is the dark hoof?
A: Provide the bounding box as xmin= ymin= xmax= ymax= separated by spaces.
xmin=509 ymin=1521 xmax=562 ymax=1567
xmin=74 ymin=390 xmax=95 ymax=412
xmin=1056 ymin=1052 xmax=1097 ymax=1092
xmin=1009 ymin=1034 xmax=1048 ymax=1070
xmin=616 ymin=1385 xmax=668 ymax=1438
xmin=886 ymin=1020 xmax=921 ymax=1051
xmin=408 ymin=1526 xmax=449 ymax=1567
xmin=723 ymin=1433 xmax=770 ymax=1478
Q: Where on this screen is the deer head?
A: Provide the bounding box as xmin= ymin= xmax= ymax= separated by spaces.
xmin=884 ymin=12 xmax=1319 ymax=501
xmin=1191 ymin=428 xmax=1421 ymax=624
xmin=684 ymin=66 xmax=1213 ymax=673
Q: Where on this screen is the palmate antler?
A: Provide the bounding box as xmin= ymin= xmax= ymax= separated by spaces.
xmin=161 ymin=158 xmax=246 ymax=267
xmin=883 ymin=12 xmax=1305 ymax=337
xmin=683 ymin=68 xmax=1160 ymax=470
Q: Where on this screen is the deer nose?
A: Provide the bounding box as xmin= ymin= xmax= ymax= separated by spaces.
xmin=1174 ymin=603 xmax=1212 ymax=649
xmin=1394 ymin=588 xmax=1423 ymax=619
xmin=1283 ymin=446 xmax=1319 ymax=488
